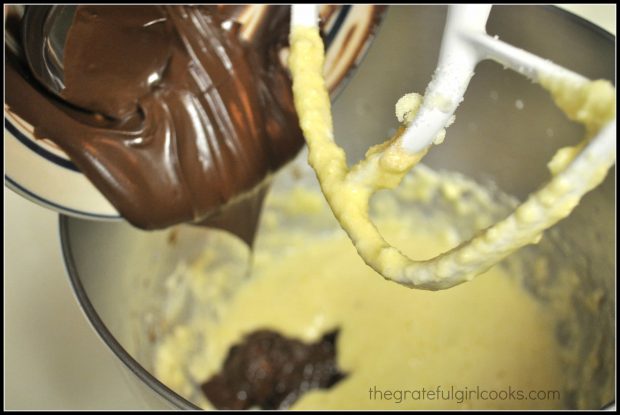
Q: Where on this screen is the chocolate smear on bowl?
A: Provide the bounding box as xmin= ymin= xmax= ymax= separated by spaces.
xmin=201 ymin=329 xmax=347 ymax=410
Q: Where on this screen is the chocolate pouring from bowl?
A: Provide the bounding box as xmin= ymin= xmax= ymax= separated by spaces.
xmin=15 ymin=5 xmax=302 ymax=245
xmin=8 ymin=5 xmax=387 ymax=244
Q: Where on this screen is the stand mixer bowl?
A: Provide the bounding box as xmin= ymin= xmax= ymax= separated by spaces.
xmin=59 ymin=6 xmax=614 ymax=409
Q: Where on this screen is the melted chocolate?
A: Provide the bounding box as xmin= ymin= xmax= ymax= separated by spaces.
xmin=6 ymin=6 xmax=304 ymax=237
xmin=201 ymin=329 xmax=347 ymax=410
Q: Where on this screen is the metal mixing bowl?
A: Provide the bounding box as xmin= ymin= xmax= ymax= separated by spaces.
xmin=60 ymin=6 xmax=615 ymax=409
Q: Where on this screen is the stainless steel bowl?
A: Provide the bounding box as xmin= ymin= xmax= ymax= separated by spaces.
xmin=60 ymin=6 xmax=615 ymax=410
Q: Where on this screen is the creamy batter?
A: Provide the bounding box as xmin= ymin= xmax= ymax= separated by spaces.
xmin=154 ymin=166 xmax=570 ymax=409
xmin=288 ymin=26 xmax=616 ymax=290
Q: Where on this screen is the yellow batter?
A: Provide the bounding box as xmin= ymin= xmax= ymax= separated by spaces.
xmin=288 ymin=26 xmax=616 ymax=291
xmin=154 ymin=167 xmax=570 ymax=409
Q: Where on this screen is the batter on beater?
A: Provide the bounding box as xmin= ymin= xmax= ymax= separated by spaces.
xmin=287 ymin=22 xmax=615 ymax=290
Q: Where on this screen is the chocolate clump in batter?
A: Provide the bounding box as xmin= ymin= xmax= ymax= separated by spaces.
xmin=201 ymin=329 xmax=347 ymax=410
xmin=6 ymin=6 xmax=304 ymax=234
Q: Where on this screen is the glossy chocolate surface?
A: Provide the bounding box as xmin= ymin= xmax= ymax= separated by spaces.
xmin=7 ymin=6 xmax=304 ymax=236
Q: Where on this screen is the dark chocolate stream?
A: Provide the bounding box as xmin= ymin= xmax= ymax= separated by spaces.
xmin=6 ymin=5 xmax=305 ymax=243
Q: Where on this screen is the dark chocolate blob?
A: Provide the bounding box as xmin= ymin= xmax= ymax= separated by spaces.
xmin=201 ymin=329 xmax=347 ymax=410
